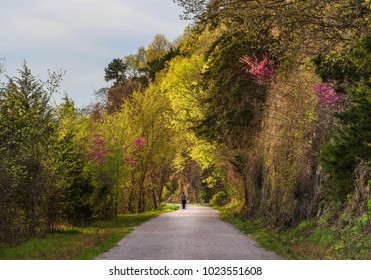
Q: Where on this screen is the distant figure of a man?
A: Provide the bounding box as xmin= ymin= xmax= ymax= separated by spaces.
xmin=181 ymin=192 xmax=187 ymax=209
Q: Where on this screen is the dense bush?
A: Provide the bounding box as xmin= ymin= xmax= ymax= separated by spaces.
xmin=210 ymin=191 xmax=229 ymax=207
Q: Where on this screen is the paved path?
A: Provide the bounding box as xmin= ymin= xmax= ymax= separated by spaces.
xmin=96 ymin=205 xmax=281 ymax=260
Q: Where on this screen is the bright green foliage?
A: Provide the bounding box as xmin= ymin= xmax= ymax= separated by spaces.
xmin=162 ymin=55 xmax=205 ymax=126
xmin=210 ymin=191 xmax=229 ymax=207
xmin=123 ymin=85 xmax=176 ymax=212
xmin=161 ymin=54 xmax=216 ymax=171
xmin=159 ymin=50 xmax=221 ymax=203
xmin=85 ymin=82 xmax=177 ymax=215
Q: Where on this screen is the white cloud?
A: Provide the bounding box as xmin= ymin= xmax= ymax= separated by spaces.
xmin=1 ymin=0 xmax=188 ymax=107
xmin=2 ymin=0 xmax=185 ymax=54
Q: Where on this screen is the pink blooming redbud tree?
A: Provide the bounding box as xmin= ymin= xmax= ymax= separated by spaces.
xmin=89 ymin=133 xmax=110 ymax=165
xmin=124 ymin=156 xmax=137 ymax=168
xmin=89 ymin=132 xmax=128 ymax=218
xmin=134 ymin=137 xmax=146 ymax=148
xmin=123 ymin=137 xmax=146 ymax=169
xmin=240 ymin=55 xmax=276 ymax=85
xmin=312 ymin=83 xmax=343 ymax=109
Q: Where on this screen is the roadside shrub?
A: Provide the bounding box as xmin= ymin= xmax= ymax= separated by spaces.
xmin=210 ymin=191 xmax=229 ymax=206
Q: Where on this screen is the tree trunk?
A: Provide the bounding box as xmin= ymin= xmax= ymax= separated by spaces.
xmin=152 ymin=188 xmax=158 ymax=209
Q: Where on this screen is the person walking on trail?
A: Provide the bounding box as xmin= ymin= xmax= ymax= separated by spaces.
xmin=181 ymin=192 xmax=187 ymax=209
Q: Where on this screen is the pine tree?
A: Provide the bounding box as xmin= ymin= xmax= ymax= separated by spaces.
xmin=104 ymin=58 xmax=127 ymax=86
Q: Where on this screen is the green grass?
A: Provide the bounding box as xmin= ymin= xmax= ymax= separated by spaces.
xmin=0 ymin=204 xmax=179 ymax=260
xmin=219 ymin=205 xmax=371 ymax=260
xmin=222 ymin=214 xmax=299 ymax=259
xmin=158 ymin=203 xmax=180 ymax=212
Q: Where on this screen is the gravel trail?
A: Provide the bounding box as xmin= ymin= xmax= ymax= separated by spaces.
xmin=96 ymin=205 xmax=281 ymax=260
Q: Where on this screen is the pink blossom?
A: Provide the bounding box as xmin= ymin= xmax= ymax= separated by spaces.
xmin=111 ymin=137 xmax=118 ymax=143
xmin=313 ymin=83 xmax=343 ymax=108
xmin=134 ymin=137 xmax=146 ymax=148
xmin=240 ymin=55 xmax=276 ymax=85
xmin=124 ymin=156 xmax=136 ymax=168
xmin=90 ymin=134 xmax=109 ymax=165
xmin=92 ymin=134 xmax=106 ymax=147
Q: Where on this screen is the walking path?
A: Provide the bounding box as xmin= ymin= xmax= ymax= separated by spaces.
xmin=96 ymin=205 xmax=281 ymax=260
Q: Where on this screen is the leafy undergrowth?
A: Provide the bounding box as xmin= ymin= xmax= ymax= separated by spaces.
xmin=219 ymin=204 xmax=371 ymax=260
xmin=0 ymin=204 xmax=179 ymax=260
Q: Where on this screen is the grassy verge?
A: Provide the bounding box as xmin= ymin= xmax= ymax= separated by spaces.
xmin=218 ymin=204 xmax=371 ymax=260
xmin=0 ymin=204 xmax=179 ymax=260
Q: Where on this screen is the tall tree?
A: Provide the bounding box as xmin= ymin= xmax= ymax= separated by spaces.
xmin=0 ymin=63 xmax=64 ymax=242
xmin=144 ymin=34 xmax=174 ymax=81
xmin=104 ymin=58 xmax=127 ymax=87
xmin=124 ymin=47 xmax=147 ymax=80
xmin=122 ymin=85 xmax=176 ymax=212
xmin=56 ymin=97 xmax=94 ymax=224
xmin=145 ymin=34 xmax=172 ymax=62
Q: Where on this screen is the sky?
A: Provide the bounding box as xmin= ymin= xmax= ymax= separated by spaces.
xmin=0 ymin=0 xmax=189 ymax=107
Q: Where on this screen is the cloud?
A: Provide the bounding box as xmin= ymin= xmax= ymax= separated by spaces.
xmin=2 ymin=0 xmax=186 ymax=55
xmin=1 ymin=0 xmax=188 ymax=107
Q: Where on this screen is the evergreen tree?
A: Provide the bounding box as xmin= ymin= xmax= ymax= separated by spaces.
xmin=104 ymin=58 xmax=127 ymax=86
xmin=314 ymin=37 xmax=371 ymax=200
xmin=0 ymin=63 xmax=63 ymax=242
